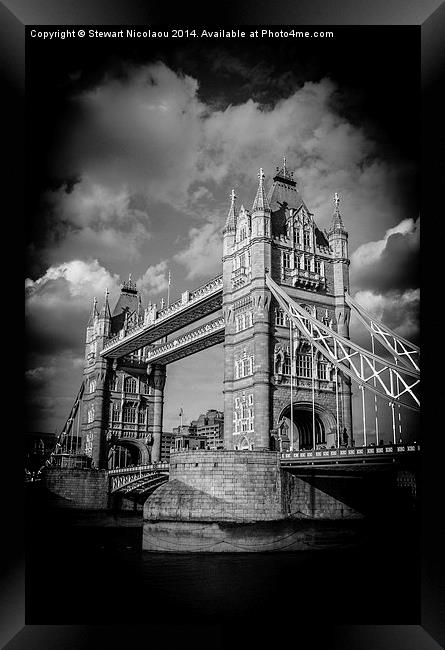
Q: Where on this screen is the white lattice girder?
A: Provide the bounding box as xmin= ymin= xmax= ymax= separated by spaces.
xmin=345 ymin=292 xmax=420 ymax=374
xmin=266 ymin=275 xmax=420 ymax=412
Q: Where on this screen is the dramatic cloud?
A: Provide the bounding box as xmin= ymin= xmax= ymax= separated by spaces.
xmin=25 ymin=259 xmax=121 ymax=355
xmin=351 ymin=218 xmax=420 ymax=294
xmin=137 ymin=260 xmax=169 ymax=300
xmin=173 ymin=220 xmax=223 ymax=280
xmin=27 ymin=57 xmax=419 ymax=434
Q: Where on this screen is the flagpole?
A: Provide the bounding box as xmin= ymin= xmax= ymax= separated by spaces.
xmin=167 ymin=270 xmax=171 ymax=307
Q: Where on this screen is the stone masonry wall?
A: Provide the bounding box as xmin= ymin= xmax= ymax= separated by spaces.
xmin=44 ymin=468 xmax=109 ymax=510
xmin=144 ymin=450 xmax=284 ymax=523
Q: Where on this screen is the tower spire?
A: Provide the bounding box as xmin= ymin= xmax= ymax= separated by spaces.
xmin=224 ymin=188 xmax=238 ymax=232
xmin=87 ymin=296 xmax=99 ymax=326
xmin=330 ymin=191 xmax=345 ymax=232
xmin=252 ymin=168 xmax=270 ymax=212
xmin=99 ymin=287 xmax=111 ymax=319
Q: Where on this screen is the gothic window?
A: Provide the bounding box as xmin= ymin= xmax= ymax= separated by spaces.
xmin=235 ymin=352 xmax=254 ymax=379
xmin=297 ymin=354 xmax=313 ymax=378
xmin=87 ymin=407 xmax=95 ymax=424
xmin=233 ymin=393 xmax=254 ymax=434
xmin=282 ymin=352 xmax=291 ymax=376
xmin=303 ymin=255 xmax=311 ymax=272
xmin=111 ymin=403 xmax=120 ymax=422
xmin=303 ymin=230 xmax=311 ymax=247
xmin=275 ymin=309 xmax=289 ymax=327
xmin=314 ymin=259 xmax=322 ymax=275
xmin=282 ymin=251 xmax=291 ymax=268
xmin=122 ymin=403 xmax=137 ymax=423
xmin=294 ymin=228 xmax=301 ymax=245
xmin=140 ymin=379 xmax=149 ymax=395
xmin=138 ymin=407 xmax=146 ymax=424
xmin=239 ymin=227 xmax=247 ymax=241
xmin=108 ymin=374 xmax=119 ymax=391
xmin=88 ymin=378 xmax=96 ymax=393
xmin=124 ymin=376 xmax=137 ymax=394
xmin=318 ymin=361 xmax=328 ymax=380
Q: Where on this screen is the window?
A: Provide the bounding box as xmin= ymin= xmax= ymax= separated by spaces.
xmin=233 ymin=393 xmax=254 ymax=434
xmin=318 ymin=361 xmax=328 ymax=380
xmin=294 ymin=228 xmax=301 ymax=245
xmin=236 ymin=311 xmax=253 ymax=332
xmin=88 ymin=378 xmax=96 ymax=393
xmin=282 ymin=251 xmax=291 ymax=268
xmin=303 ymin=230 xmax=311 ymax=247
xmin=303 ymin=255 xmax=311 ymax=272
xmin=275 ymin=309 xmax=289 ymax=327
xmin=122 ymin=403 xmax=136 ymax=423
xmin=314 ymin=259 xmax=322 ymax=275
xmin=124 ymin=377 xmax=137 ymax=393
xmin=282 ymin=353 xmax=291 ymax=376
xmin=111 ymin=403 xmax=120 ymax=422
xmin=297 ymin=354 xmax=313 ymax=378
xmin=235 ymin=352 xmax=254 ymax=379
xmin=87 ymin=407 xmax=94 ymax=424
xmin=140 ymin=380 xmax=149 ymax=395
xmin=239 ymin=227 xmax=247 ymax=241
xmin=138 ymin=407 xmax=146 ymax=424
xmin=108 ymin=374 xmax=119 ymax=391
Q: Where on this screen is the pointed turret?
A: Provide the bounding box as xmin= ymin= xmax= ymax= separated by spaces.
xmin=87 ymin=296 xmax=99 ymax=326
xmin=252 ymin=168 xmax=270 ymax=213
xmin=329 ymin=192 xmax=346 ymax=235
xmin=99 ymin=288 xmax=112 ymax=320
xmin=224 ymin=189 xmax=238 ymax=232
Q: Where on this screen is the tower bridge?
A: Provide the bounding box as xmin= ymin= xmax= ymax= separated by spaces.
xmin=47 ymin=159 xmax=420 ymax=519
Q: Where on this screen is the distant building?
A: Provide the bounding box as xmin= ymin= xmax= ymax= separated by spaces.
xmin=160 ymin=431 xmax=174 ymax=462
xmin=190 ymin=409 xmax=224 ymax=450
xmin=25 ymin=432 xmax=56 ymax=474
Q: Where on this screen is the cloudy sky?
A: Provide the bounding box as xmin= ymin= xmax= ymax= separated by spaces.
xmin=25 ymin=29 xmax=419 ymax=440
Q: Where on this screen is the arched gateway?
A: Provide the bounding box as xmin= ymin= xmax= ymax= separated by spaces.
xmin=277 ymin=402 xmax=337 ymax=451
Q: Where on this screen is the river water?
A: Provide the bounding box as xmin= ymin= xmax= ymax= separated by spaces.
xmin=26 ymin=491 xmax=419 ymax=626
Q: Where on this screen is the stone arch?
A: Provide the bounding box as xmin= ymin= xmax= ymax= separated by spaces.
xmin=107 ymin=438 xmax=150 ymax=469
xmin=277 ymin=401 xmax=337 ymax=450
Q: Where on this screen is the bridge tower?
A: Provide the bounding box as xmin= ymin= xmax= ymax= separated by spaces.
xmin=81 ymin=278 xmax=161 ymax=469
xmin=222 ymin=160 xmax=353 ymax=452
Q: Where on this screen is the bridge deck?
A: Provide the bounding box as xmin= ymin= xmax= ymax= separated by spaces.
xmin=101 ymin=275 xmax=223 ymax=358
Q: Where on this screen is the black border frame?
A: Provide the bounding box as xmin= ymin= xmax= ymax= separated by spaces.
xmin=4 ymin=0 xmax=444 ymax=647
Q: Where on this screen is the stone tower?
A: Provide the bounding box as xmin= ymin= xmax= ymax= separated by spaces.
xmin=81 ymin=278 xmax=165 ymax=469
xmin=222 ymin=160 xmax=353 ymax=452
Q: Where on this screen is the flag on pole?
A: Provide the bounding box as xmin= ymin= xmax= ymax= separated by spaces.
xmin=179 ymin=407 xmax=183 ymax=417
xmin=168 ymin=270 xmax=171 ymax=286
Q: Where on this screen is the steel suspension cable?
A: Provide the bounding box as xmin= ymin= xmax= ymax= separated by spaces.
xmin=289 ymin=313 xmax=294 ymax=451
xmin=371 ymin=334 xmax=379 ymax=445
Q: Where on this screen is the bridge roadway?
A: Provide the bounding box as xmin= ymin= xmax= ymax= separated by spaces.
xmin=109 ymin=445 xmax=420 ymax=494
xmin=101 ymin=274 xmax=223 ymax=359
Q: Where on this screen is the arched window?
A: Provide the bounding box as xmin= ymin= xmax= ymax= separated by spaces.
xmin=124 ymin=376 xmax=137 ymax=394
xmin=87 ymin=407 xmax=95 ymax=423
xmin=88 ymin=378 xmax=96 ymax=393
xmin=140 ymin=379 xmax=149 ymax=395
xmin=303 ymin=230 xmax=311 ymax=247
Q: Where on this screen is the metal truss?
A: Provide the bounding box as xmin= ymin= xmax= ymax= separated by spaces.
xmin=48 ymin=382 xmax=85 ymax=463
xmin=345 ymin=292 xmax=420 ymax=374
xmin=266 ymin=275 xmax=420 ymax=412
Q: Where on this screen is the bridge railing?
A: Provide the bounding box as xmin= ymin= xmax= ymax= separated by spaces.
xmin=280 ymin=444 xmax=420 ymax=463
xmin=102 ymin=274 xmax=223 ymax=353
xmin=108 ymin=462 xmax=169 ymax=475
xmin=144 ymin=316 xmax=225 ymax=363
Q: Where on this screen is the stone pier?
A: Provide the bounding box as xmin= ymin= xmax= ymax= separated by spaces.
xmin=143 ymin=450 xmax=360 ymax=552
